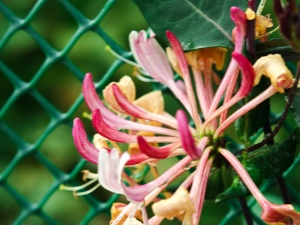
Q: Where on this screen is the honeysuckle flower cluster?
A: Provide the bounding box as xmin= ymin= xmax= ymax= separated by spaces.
xmin=62 ymin=6 xmax=300 ymax=225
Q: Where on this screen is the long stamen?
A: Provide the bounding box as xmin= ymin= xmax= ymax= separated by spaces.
xmin=106 ymin=45 xmax=140 ymax=68
xmin=75 ymin=183 xmax=101 ymax=196
xmin=59 ymin=178 xmax=98 ymax=191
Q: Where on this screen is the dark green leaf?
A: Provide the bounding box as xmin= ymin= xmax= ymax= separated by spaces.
xmin=205 ymin=167 xmax=224 ymax=199
xmin=216 ymin=161 xmax=262 ymax=202
xmin=246 ymin=128 xmax=298 ymax=178
xmin=133 ymin=0 xmax=247 ymax=51
xmin=235 ymin=76 xmax=270 ymax=147
xmin=290 ymin=89 xmax=300 ymax=128
xmin=256 ymin=39 xmax=300 ymax=61
xmin=214 ymin=128 xmax=298 ymax=201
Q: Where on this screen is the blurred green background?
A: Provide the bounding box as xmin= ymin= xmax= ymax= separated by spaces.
xmin=1 ymin=0 xmax=300 ymax=225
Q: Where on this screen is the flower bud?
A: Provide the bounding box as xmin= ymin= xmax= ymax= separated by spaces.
xmin=253 ymin=54 xmax=293 ymax=93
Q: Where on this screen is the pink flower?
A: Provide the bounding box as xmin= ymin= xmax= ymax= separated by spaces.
xmin=70 ymin=5 xmax=297 ymax=225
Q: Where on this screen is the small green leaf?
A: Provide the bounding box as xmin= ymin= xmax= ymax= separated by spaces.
xmin=235 ymin=76 xmax=270 ymax=147
xmin=133 ymin=0 xmax=247 ymax=51
xmin=256 ymin=39 xmax=300 ymax=61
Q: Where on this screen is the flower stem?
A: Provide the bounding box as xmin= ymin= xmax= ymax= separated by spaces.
xmin=246 ymin=62 xmax=300 ymax=152
xmin=238 ymin=197 xmax=254 ymax=225
xmin=246 ymin=0 xmax=257 ymax=61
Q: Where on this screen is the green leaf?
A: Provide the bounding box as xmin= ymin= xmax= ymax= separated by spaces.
xmin=246 ymin=128 xmax=298 ymax=179
xmin=216 ymin=161 xmax=262 ymax=202
xmin=256 ymin=39 xmax=300 ymax=61
xmin=133 ymin=0 xmax=247 ymax=51
xmin=235 ymin=76 xmax=270 ymax=147
xmin=215 ymin=128 xmax=298 ymax=202
xmin=205 ymin=167 xmax=224 ymax=199
xmin=290 ymin=89 xmax=300 ymax=128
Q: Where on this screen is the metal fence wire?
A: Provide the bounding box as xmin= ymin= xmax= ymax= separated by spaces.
xmin=0 ymin=0 xmax=300 ymax=225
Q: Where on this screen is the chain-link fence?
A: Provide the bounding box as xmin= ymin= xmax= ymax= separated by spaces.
xmin=0 ymin=0 xmax=300 ymax=225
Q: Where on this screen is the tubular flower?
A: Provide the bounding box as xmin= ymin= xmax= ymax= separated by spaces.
xmin=245 ymin=7 xmax=274 ymax=41
xmin=68 ymin=5 xmax=300 ymax=225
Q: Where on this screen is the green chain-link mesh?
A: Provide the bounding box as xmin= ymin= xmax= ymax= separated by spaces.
xmin=0 ymin=1 xmax=299 ymax=225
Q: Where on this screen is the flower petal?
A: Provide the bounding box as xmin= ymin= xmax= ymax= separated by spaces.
xmin=232 ymin=52 xmax=255 ymax=97
xmin=202 ymin=52 xmax=255 ymax=130
xmin=98 ymin=148 xmax=130 ymax=194
xmin=92 ymin=109 xmax=180 ymax=143
xmin=176 ymin=110 xmax=200 ymax=159
xmin=129 ymin=31 xmax=174 ymax=85
xmin=122 ymin=156 xmax=191 ymax=202
xmin=137 ymin=135 xmax=171 ymax=159
xmin=112 ymin=84 xmax=178 ymax=129
xmin=72 ymin=118 xmax=99 ymax=164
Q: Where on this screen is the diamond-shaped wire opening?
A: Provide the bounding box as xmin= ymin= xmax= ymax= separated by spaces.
xmin=67 ymin=31 xmax=115 ymax=81
xmin=0 ymin=129 xmax=18 ymax=173
xmin=43 ymin=189 xmax=89 ymax=224
xmin=0 ymin=11 xmax=9 ymax=39
xmin=0 ymin=71 xmax=14 ymax=109
xmin=39 ymin=124 xmax=81 ymax=173
xmin=1 ymin=0 xmax=36 ymax=19
xmin=21 ymin=215 xmax=48 ymax=225
xmin=35 ymin=62 xmax=82 ymax=113
xmin=0 ymin=187 xmax=22 ymax=225
xmin=2 ymin=93 xmax=51 ymax=144
xmin=6 ymin=155 xmax=54 ymax=203
xmin=0 ymin=30 xmax=46 ymax=82
xmin=30 ymin=0 xmax=78 ymax=51
xmin=100 ymin=0 xmax=147 ymax=49
xmin=89 ymin=213 xmax=110 ymax=225
xmin=67 ymin=0 xmax=106 ymax=20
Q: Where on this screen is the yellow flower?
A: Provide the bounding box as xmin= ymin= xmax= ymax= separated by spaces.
xmin=253 ymin=54 xmax=293 ymax=93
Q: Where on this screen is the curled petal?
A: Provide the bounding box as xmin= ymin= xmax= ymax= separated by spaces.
xmin=103 ymin=76 xmax=136 ymax=113
xmin=72 ymin=118 xmax=99 ymax=164
xmin=165 ymin=31 xmax=189 ymax=77
xmin=112 ymin=83 xmax=150 ymax=118
xmin=152 ymin=187 xmax=195 ymax=220
xmin=230 ymin=7 xmax=246 ymax=52
xmin=92 ymin=109 xmax=180 ymax=143
xmin=112 ymin=84 xmax=178 ymax=128
xmin=253 ymin=54 xmax=293 ymax=93
xmin=83 ymin=73 xmax=175 ymax=135
xmin=261 ymin=203 xmax=300 ymax=224
xmin=202 ymin=53 xmax=254 ymax=130
xmin=92 ymin=108 xmax=139 ymax=143
xmin=176 ymin=110 xmax=200 ymax=159
xmin=137 ymin=136 xmax=171 ymax=159
xmin=232 ymin=52 xmax=255 ymax=97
